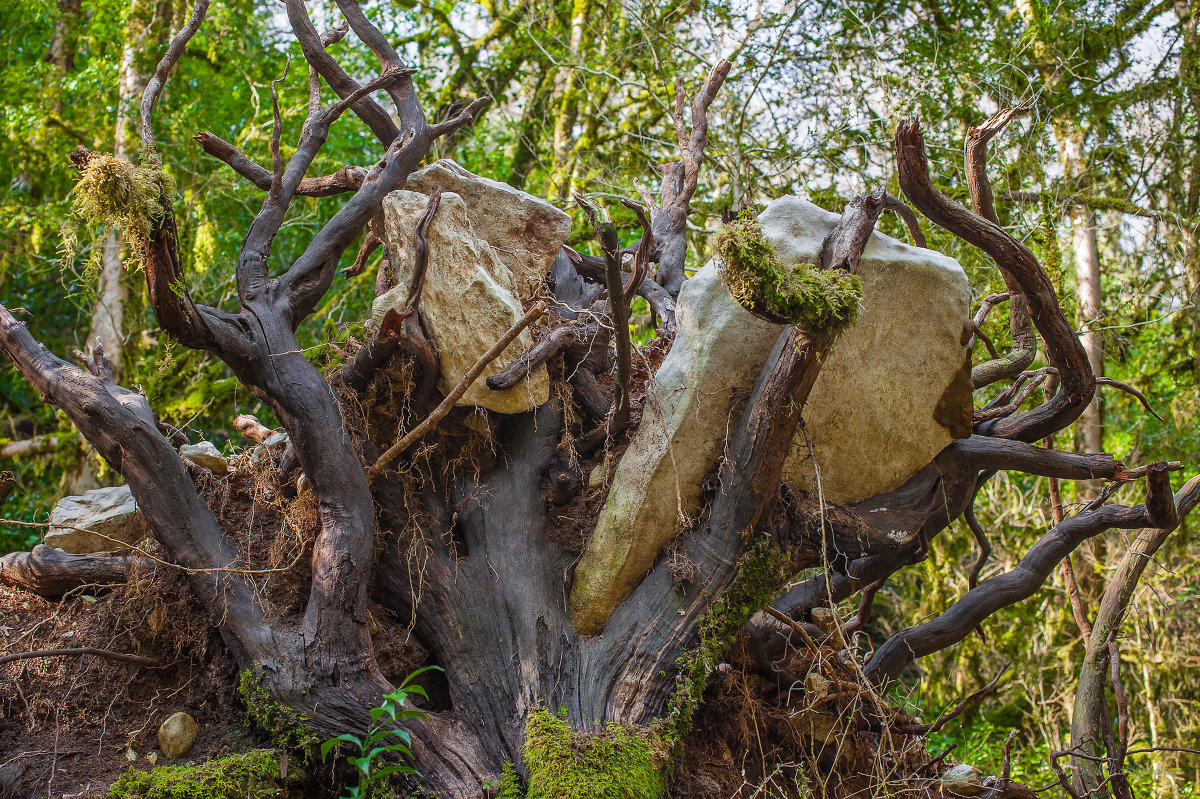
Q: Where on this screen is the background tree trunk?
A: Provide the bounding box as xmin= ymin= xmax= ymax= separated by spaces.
xmin=86 ymin=0 xmax=167 ymax=379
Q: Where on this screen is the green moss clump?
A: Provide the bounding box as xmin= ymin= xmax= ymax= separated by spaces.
xmin=237 ymin=670 xmax=320 ymax=758
xmin=108 ymin=749 xmax=288 ymax=799
xmin=714 ymin=210 xmax=862 ymax=338
xmin=495 ymin=761 xmax=524 ymax=798
xmin=1034 ymin=190 xmax=1064 ymax=297
xmin=68 ymin=150 xmax=174 ymax=271
xmin=664 ymin=537 xmax=789 ymax=742
xmin=523 ymin=710 xmax=668 ymax=799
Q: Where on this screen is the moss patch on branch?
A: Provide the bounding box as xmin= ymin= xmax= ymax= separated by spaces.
xmin=522 ymin=709 xmax=669 ymax=799
xmin=108 ymin=749 xmax=291 ymax=799
xmin=663 ymin=536 xmax=789 ymax=742
xmin=237 ymin=670 xmax=320 ymax=758
xmin=715 ymin=210 xmax=862 ymax=337
xmin=66 ymin=151 xmax=174 ymax=272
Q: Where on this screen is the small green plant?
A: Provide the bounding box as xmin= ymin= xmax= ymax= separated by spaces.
xmin=320 ymin=666 xmax=441 ymax=799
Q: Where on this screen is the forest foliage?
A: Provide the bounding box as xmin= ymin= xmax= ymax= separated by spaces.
xmin=1 ymin=0 xmax=1199 ymax=793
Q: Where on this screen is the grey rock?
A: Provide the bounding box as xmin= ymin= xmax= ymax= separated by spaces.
xmin=405 ymin=159 xmax=571 ymax=300
xmin=261 ymin=431 xmax=288 ymax=450
xmin=44 ymin=485 xmax=146 ymax=554
xmin=179 ymin=441 xmax=229 ymax=474
xmin=373 ymin=190 xmax=550 ymax=414
xmin=157 ymin=712 xmax=199 ymax=758
xmin=569 ymin=195 xmax=972 ymax=633
xmin=942 ymin=764 xmax=986 ymax=796
xmin=763 ymin=196 xmax=973 ymax=504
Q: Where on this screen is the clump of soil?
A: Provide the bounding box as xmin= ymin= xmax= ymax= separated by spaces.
xmin=673 ymin=633 xmax=978 ymax=799
xmin=0 ymin=561 xmax=254 ymax=798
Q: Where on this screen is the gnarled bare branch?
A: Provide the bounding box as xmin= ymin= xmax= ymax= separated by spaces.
xmin=865 ymin=463 xmax=1183 ymax=682
xmin=896 ymin=120 xmax=1092 ymax=440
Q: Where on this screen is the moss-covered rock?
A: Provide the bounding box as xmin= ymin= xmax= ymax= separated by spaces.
xmin=714 ymin=210 xmax=862 ymax=337
xmin=523 ymin=710 xmax=668 ymax=799
xmin=108 ymin=749 xmax=289 ymax=799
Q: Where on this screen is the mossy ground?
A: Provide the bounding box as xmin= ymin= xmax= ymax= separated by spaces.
xmin=715 ymin=210 xmax=862 ymax=338
xmin=107 ymin=749 xmax=289 ymax=799
xmin=522 ymin=709 xmax=669 ymax=799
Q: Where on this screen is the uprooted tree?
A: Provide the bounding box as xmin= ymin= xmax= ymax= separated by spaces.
xmin=1 ymin=2 xmax=1196 ymax=797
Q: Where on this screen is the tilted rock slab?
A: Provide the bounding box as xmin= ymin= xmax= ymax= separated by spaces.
xmin=44 ymin=484 xmax=146 ymax=554
xmin=570 ymin=195 xmax=971 ymax=634
xmin=404 ymin=159 xmax=572 ymax=300
xmin=372 ymin=190 xmax=550 ymax=414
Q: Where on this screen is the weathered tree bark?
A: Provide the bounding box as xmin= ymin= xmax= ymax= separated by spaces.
xmin=1060 ymin=133 xmax=1107 ymax=500
xmin=46 ymin=0 xmax=81 ymax=95
xmin=0 ymin=544 xmax=130 ymax=597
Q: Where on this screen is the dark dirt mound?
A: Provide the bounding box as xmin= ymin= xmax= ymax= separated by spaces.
xmin=0 ymin=562 xmax=253 ymax=798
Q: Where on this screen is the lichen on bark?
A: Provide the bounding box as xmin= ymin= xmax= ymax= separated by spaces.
xmin=236 ymin=670 xmax=319 ymax=758
xmin=664 ymin=535 xmax=790 ymax=742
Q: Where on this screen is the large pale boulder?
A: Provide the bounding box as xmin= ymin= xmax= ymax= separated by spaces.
xmin=569 ymin=195 xmax=971 ymax=634
xmin=768 ymin=196 xmax=974 ymax=503
xmin=44 ymin=485 xmax=146 ymax=554
xmin=404 ymin=159 xmax=572 ymax=299
xmin=373 ymin=190 xmax=550 ymax=414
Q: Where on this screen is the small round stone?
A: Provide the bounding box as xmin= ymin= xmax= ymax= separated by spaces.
xmin=158 ymin=711 xmax=199 ymax=758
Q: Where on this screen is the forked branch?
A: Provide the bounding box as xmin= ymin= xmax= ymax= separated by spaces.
xmin=865 ymin=463 xmax=1183 ymax=682
xmin=651 ymin=59 xmax=732 ymax=297
xmin=964 ymin=107 xmax=1038 ymax=390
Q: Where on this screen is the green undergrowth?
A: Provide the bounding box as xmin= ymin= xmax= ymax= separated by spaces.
xmin=238 ymin=670 xmax=320 ymax=758
xmin=522 ymin=709 xmax=669 ymax=799
xmin=715 ymin=210 xmax=862 ymax=338
xmin=108 ymin=749 xmax=293 ymax=799
xmin=664 ymin=536 xmax=789 ymax=742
